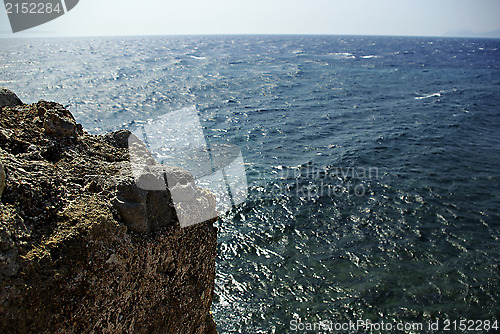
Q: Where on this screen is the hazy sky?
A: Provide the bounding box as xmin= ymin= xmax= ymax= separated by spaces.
xmin=1 ymin=0 xmax=500 ymax=38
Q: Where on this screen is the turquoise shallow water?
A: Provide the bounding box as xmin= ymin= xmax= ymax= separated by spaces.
xmin=1 ymin=35 xmax=500 ymax=333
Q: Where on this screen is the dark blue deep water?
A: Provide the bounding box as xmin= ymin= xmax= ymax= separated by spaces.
xmin=1 ymin=35 xmax=500 ymax=333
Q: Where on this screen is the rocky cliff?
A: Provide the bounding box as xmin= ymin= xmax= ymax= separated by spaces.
xmin=0 ymin=88 xmax=218 ymax=333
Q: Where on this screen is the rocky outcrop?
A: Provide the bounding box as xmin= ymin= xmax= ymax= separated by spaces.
xmin=0 ymin=89 xmax=218 ymax=333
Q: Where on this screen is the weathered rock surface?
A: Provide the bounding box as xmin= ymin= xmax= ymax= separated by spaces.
xmin=0 ymin=90 xmax=218 ymax=333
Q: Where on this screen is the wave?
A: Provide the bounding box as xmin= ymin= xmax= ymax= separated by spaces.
xmin=415 ymin=91 xmax=442 ymax=100
xmin=327 ymin=52 xmax=356 ymax=59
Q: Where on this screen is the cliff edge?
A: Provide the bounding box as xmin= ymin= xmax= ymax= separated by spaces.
xmin=0 ymin=88 xmax=218 ymax=334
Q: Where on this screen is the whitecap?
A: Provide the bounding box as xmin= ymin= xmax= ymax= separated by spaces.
xmin=415 ymin=92 xmax=442 ymax=100
xmin=328 ymin=52 xmax=356 ymax=59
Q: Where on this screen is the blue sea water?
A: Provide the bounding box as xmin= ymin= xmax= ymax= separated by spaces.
xmin=1 ymin=35 xmax=500 ymax=333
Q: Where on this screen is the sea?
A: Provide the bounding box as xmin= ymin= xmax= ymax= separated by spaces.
xmin=1 ymin=35 xmax=499 ymax=333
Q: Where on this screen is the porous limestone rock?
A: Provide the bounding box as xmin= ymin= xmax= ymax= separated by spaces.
xmin=0 ymin=93 xmax=218 ymax=333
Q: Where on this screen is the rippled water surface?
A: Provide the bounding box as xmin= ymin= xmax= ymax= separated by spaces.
xmin=1 ymin=35 xmax=500 ymax=333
